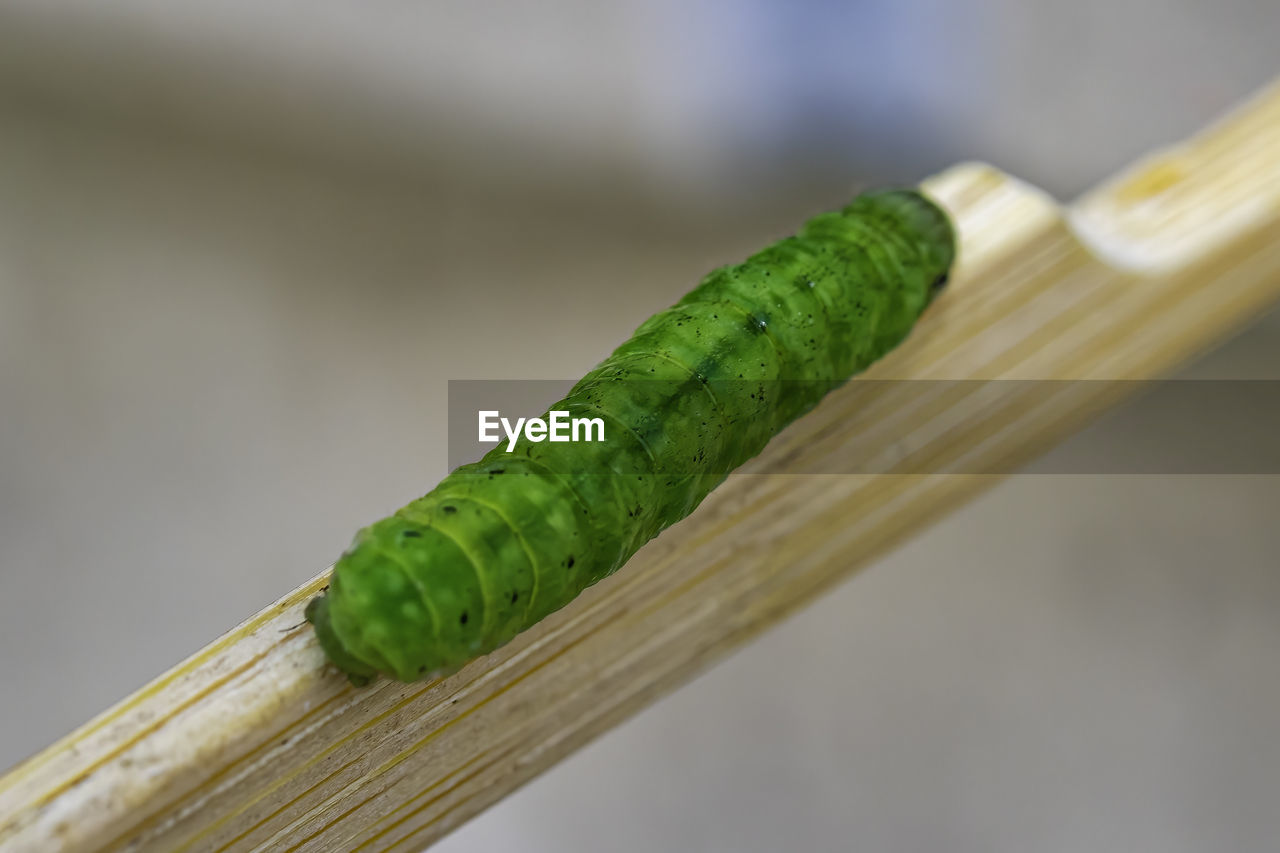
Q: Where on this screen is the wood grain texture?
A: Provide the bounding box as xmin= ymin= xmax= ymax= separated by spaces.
xmin=2 ymin=79 xmax=1279 ymax=853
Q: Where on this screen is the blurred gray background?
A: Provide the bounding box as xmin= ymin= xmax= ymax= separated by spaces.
xmin=1 ymin=1 xmax=1278 ymax=851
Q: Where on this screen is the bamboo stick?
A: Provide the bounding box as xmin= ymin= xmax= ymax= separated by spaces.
xmin=2 ymin=79 xmax=1279 ymax=853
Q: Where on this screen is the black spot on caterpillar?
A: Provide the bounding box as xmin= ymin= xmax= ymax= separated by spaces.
xmin=306 ymin=189 xmax=955 ymax=685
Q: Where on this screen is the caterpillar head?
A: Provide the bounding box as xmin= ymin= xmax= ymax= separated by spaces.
xmin=305 ymin=592 xmax=378 ymax=686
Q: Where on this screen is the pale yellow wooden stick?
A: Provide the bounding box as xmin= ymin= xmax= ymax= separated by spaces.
xmin=3 ymin=79 xmax=1279 ymax=853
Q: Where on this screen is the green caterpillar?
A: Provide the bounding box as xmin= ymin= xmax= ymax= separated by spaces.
xmin=306 ymin=189 xmax=955 ymax=685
